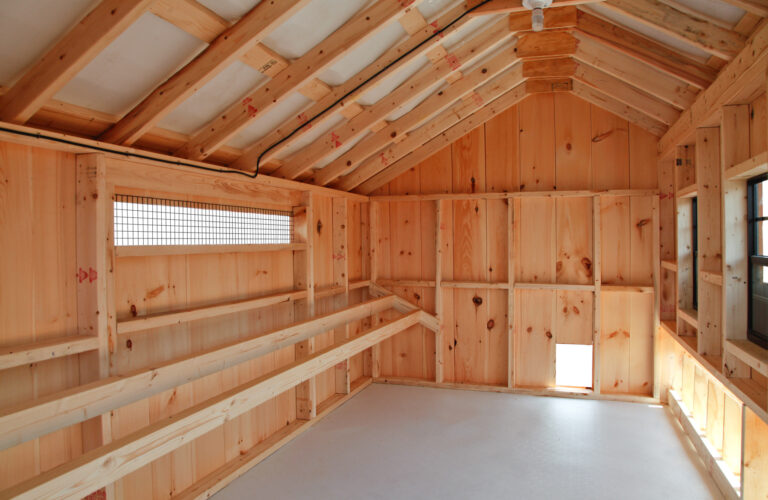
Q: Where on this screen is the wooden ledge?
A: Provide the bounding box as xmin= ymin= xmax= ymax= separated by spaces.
xmin=726 ymin=339 xmax=768 ymax=378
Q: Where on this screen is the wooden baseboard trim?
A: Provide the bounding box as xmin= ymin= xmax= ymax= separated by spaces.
xmin=373 ymin=377 xmax=658 ymax=405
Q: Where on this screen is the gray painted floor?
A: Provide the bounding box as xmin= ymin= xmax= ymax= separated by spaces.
xmin=214 ymin=384 xmax=723 ymax=500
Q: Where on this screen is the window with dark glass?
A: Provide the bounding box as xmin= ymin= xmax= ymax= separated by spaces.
xmin=748 ymin=174 xmax=768 ymax=349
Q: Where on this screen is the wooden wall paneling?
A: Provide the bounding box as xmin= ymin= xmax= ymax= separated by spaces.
xmin=750 ymin=92 xmax=767 ymax=155
xmin=294 ymin=193 xmax=316 ymax=420
xmin=658 ymin=158 xmax=677 ymax=321
xmin=721 ymin=105 xmax=751 ymax=378
xmin=556 ymin=290 xmax=594 ymax=345
xmin=0 ymin=143 xmax=82 ymax=490
xmin=706 ymin=380 xmax=725 ymax=453
xmin=515 ymin=290 xmax=556 ymax=388
xmin=347 ymin=202 xmax=365 ymax=382
xmin=440 ymin=200 xmax=456 ymax=383
xmin=556 ymin=197 xmax=593 ymax=285
xmin=600 ymin=196 xmax=631 ymax=284
xmin=484 ymin=106 xmax=520 ymax=193
xmin=515 ymin=198 xmax=556 ymax=283
xmin=742 ymin=407 xmax=768 ymax=499
xmin=591 ymin=105 xmax=630 ymax=190
xmin=600 ymin=291 xmax=631 ymax=393
xmin=629 ymin=124 xmax=659 ymax=189
xmin=630 ymin=196 xmax=655 ymax=286
xmin=676 ymin=145 xmax=696 ymax=191
xmin=629 ymin=292 xmax=654 ymax=395
xmin=507 ymin=200 xmax=515 ymax=387
xmin=519 ymin=94 xmax=556 ymax=191
xmin=333 ymin=198 xmax=350 ymax=395
xmin=554 ymin=93 xmax=592 ymax=190
xmin=592 ymin=195 xmax=602 ymax=393
xmin=722 ymin=395 xmax=743 ymax=477
xmin=696 ymin=127 xmax=723 ymax=358
xmin=312 ymin=195 xmax=336 ymax=403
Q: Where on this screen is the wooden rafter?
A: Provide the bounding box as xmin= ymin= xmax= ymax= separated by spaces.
xmin=230 ymin=4 xmax=476 ymax=173
xmin=600 ymin=0 xmax=746 ymax=60
xmin=312 ymin=47 xmax=521 ymax=186
xmin=570 ymin=79 xmax=667 ymax=136
xmin=575 ymin=10 xmax=718 ymax=89
xmin=334 ymin=65 xmax=525 ymax=192
xmin=572 ymin=32 xmax=698 ymax=109
xmin=148 ymin=0 xmax=229 ymax=43
xmin=352 ymin=82 xmax=528 ymax=194
xmin=272 ymin=17 xmax=513 ymax=180
xmin=176 ymin=0 xmax=414 ymax=161
xmin=572 ymin=60 xmax=680 ymax=125
xmin=100 ymin=0 xmax=310 ymax=146
xmin=0 ymin=0 xmax=154 ymax=124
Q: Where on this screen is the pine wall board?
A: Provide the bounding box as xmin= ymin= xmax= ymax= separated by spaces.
xmin=375 ymin=93 xmax=658 ymax=394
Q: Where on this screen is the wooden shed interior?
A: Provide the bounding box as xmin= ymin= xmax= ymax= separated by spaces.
xmin=1 ymin=0 xmax=768 ymax=498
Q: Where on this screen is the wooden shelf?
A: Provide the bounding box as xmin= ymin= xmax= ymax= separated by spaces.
xmin=661 ymin=320 xmax=676 ymax=335
xmin=678 ymin=308 xmax=699 ymax=329
xmin=661 ymin=260 xmax=678 ymax=272
xmin=117 ymin=289 xmax=309 ymax=335
xmin=730 ymin=377 xmax=768 ymax=411
xmin=115 ymin=243 xmax=307 ymax=257
xmin=726 ymin=339 xmax=768 ymax=378
xmin=444 ymin=280 xmax=509 ymax=289
xmin=680 ymin=335 xmax=698 ymax=351
xmin=725 ymin=150 xmax=768 ymax=180
xmin=0 ymin=335 xmax=99 ymax=371
xmin=701 ymin=270 xmax=723 ymax=286
xmin=677 ymin=184 xmax=698 ymax=199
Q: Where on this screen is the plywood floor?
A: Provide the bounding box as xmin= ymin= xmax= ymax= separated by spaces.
xmin=214 ymin=384 xmax=723 ymax=500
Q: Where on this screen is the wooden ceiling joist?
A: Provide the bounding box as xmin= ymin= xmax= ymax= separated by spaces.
xmin=720 ymin=0 xmax=768 ymax=18
xmin=575 ymin=11 xmax=718 ymax=89
xmin=572 ymin=60 xmax=680 ymax=125
xmin=352 ymin=81 xmax=528 ymax=194
xmin=572 ymin=32 xmax=698 ymax=109
xmin=100 ymin=0 xmax=311 ymax=146
xmin=312 ymin=48 xmax=521 ymax=186
xmin=272 ymin=17 xmax=513 ymax=180
xmin=0 ymin=0 xmax=154 ymax=124
xmin=600 ymin=0 xmax=747 ymax=60
xmin=469 ymin=0 xmax=605 ymax=16
xmin=176 ymin=1 xmax=415 ymax=162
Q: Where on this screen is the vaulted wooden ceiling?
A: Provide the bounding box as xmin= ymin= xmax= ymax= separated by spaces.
xmin=0 ymin=0 xmax=764 ymax=194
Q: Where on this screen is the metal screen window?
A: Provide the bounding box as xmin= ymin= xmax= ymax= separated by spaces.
xmin=114 ymin=195 xmax=293 ymax=246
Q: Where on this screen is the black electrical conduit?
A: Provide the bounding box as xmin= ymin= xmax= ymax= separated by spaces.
xmin=0 ymin=0 xmax=495 ymax=180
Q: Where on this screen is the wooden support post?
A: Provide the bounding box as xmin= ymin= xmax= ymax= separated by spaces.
xmin=592 ymin=195 xmax=602 ymax=393
xmin=333 ymin=198 xmax=351 ymax=394
xmin=720 ymin=105 xmax=751 ymax=378
xmin=435 ymin=200 xmax=444 ymax=383
xmin=369 ymin=201 xmax=381 ymax=378
xmin=695 ymin=127 xmax=723 ymax=357
xmin=507 ymin=200 xmax=515 ymax=388
xmin=294 ymin=193 xmax=316 ymax=419
xmin=75 ymin=155 xmax=114 ymax=500
xmin=653 ymin=194 xmax=661 ymax=400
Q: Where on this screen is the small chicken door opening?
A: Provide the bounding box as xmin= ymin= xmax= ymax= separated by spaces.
xmin=555 ymin=344 xmax=593 ymax=389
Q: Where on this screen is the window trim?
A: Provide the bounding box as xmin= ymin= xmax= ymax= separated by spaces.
xmin=747 ymin=173 xmax=768 ymax=349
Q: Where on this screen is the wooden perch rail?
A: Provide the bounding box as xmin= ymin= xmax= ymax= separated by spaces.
xmin=0 ymin=311 xmax=427 ymax=500
xmin=0 ymin=294 xmax=397 ymax=451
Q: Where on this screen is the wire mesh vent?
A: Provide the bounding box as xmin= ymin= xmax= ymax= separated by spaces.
xmin=113 ymin=194 xmax=293 ymax=246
